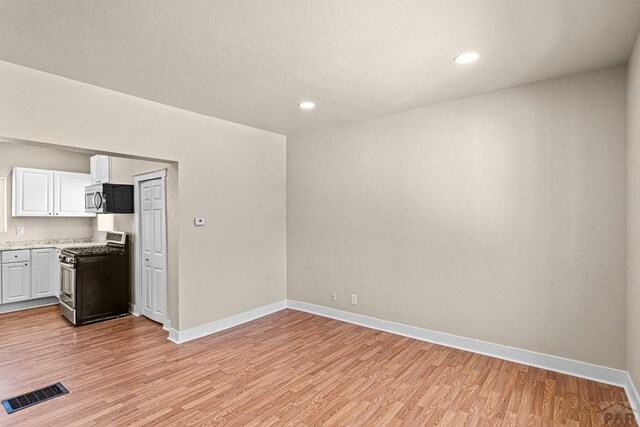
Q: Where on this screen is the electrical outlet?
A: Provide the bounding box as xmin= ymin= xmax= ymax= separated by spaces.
xmin=350 ymin=294 xmax=358 ymax=305
xmin=330 ymin=291 xmax=337 ymax=302
xmin=194 ymin=217 xmax=206 ymax=226
xmin=16 ymin=226 xmax=24 ymax=235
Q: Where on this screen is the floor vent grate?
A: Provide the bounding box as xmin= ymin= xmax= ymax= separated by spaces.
xmin=2 ymin=382 xmax=68 ymax=414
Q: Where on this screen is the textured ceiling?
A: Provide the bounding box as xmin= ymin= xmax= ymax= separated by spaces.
xmin=0 ymin=0 xmax=639 ymax=136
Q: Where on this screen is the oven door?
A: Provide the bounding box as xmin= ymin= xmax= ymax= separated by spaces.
xmin=59 ymin=260 xmax=76 ymax=308
xmin=85 ymin=186 xmax=105 ymax=214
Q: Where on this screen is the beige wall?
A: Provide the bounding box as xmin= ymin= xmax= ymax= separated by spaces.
xmin=0 ymin=141 xmax=95 ymax=242
xmin=0 ymin=54 xmax=630 ymax=373
xmin=0 ymin=60 xmax=287 ymax=331
xmin=287 ymin=67 xmax=627 ymax=369
xmin=628 ymin=31 xmax=640 ymax=392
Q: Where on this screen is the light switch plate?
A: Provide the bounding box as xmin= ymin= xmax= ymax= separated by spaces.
xmin=16 ymin=226 xmax=24 ymax=235
xmin=194 ymin=217 xmax=206 ymax=226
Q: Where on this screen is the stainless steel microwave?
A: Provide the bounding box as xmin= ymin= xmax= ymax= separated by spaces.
xmin=85 ymin=184 xmax=134 ymax=214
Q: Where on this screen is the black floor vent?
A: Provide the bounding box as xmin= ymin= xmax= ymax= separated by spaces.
xmin=2 ymin=382 xmax=68 ymax=414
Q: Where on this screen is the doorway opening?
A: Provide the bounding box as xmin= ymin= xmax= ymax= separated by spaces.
xmin=0 ymin=136 xmax=179 ymax=332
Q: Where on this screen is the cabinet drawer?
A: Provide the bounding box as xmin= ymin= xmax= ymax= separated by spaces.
xmin=2 ymin=250 xmax=30 ymax=263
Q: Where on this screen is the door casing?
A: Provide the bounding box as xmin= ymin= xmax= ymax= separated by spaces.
xmin=133 ymin=169 xmax=169 ymax=329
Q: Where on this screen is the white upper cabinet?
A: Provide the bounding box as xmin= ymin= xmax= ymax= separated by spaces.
xmin=90 ymin=155 xmax=111 ymax=184
xmin=12 ymin=167 xmax=95 ymax=217
xmin=54 ymin=171 xmax=94 ymax=217
xmin=12 ymin=167 xmax=54 ymax=217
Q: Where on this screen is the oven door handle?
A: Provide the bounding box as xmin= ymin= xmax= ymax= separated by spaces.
xmin=60 ymin=261 xmax=75 ymax=269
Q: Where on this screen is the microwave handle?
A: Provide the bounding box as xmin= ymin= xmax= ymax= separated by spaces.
xmin=93 ymin=192 xmax=103 ymax=209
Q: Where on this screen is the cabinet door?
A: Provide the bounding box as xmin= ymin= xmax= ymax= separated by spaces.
xmin=2 ymin=262 xmax=31 ymax=303
xmin=90 ymin=155 xmax=100 ymax=184
xmin=12 ymin=168 xmax=53 ymax=217
xmin=98 ymin=156 xmax=110 ymax=183
xmin=54 ymin=171 xmax=95 ymax=217
xmin=31 ymin=249 xmax=56 ymax=299
xmin=90 ymin=155 xmax=110 ymax=184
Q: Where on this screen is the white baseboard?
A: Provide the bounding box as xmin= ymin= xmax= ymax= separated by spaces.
xmin=167 ymin=300 xmax=287 ymax=344
xmin=625 ymin=372 xmax=640 ymax=425
xmin=167 ymin=327 xmax=179 ymax=343
xmin=286 ymin=300 xmax=629 ymax=388
xmin=129 ymin=303 xmax=139 ymax=316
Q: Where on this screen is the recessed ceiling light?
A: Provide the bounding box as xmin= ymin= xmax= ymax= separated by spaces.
xmin=454 ymin=51 xmax=480 ymax=64
xmin=299 ymin=101 xmax=316 ymax=110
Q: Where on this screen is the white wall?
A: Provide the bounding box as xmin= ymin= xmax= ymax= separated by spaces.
xmin=0 ymin=142 xmax=95 ymax=242
xmin=288 ymin=66 xmax=627 ymax=369
xmin=628 ymin=30 xmax=640 ymax=393
xmin=0 ymin=60 xmax=287 ymax=331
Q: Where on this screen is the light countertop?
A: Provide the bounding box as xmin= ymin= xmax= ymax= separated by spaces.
xmin=0 ymin=239 xmax=107 ymax=251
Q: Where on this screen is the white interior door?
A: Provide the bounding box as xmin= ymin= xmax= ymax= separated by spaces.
xmin=140 ymin=178 xmax=167 ymax=323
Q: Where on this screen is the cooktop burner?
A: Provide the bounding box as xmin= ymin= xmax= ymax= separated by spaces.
xmin=63 ymin=246 xmax=124 ymax=256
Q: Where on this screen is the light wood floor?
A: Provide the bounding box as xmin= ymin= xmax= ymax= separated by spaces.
xmin=0 ymin=306 xmax=634 ymax=426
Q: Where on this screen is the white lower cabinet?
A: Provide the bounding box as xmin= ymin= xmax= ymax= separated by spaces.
xmin=0 ymin=248 xmax=59 ymax=304
xmin=31 ymin=248 xmax=57 ymax=299
xmin=2 ymin=261 xmax=31 ymax=304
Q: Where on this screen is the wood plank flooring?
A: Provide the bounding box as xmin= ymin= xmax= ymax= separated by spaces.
xmin=0 ymin=306 xmax=635 ymax=426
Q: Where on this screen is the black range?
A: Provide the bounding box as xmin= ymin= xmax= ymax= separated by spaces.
xmin=59 ymin=231 xmax=130 ymax=326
